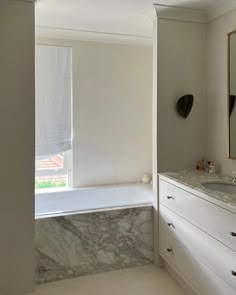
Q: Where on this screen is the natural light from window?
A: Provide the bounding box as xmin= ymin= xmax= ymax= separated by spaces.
xmin=35 ymin=44 xmax=72 ymax=189
xmin=35 ymin=153 xmax=68 ymax=189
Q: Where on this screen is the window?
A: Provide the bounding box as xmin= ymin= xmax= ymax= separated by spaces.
xmin=35 ymin=153 xmax=69 ymax=189
xmin=35 ymin=44 xmax=72 ymax=189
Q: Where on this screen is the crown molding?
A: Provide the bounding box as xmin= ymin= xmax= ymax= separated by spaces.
xmin=154 ymin=4 xmax=207 ymax=23
xmin=154 ymin=2 xmax=236 ymax=24
xmin=207 ymin=1 xmax=236 ymax=22
xmin=35 ymin=26 xmax=153 ymax=47
xmin=146 ymin=9 xmax=158 ymax=22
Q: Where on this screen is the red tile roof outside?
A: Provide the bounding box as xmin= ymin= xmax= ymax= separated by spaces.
xmin=35 ymin=155 xmax=67 ymax=187
xmin=36 ymin=155 xmax=64 ymax=170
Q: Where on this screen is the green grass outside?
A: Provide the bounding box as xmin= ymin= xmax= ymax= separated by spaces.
xmin=35 ymin=181 xmax=66 ymax=189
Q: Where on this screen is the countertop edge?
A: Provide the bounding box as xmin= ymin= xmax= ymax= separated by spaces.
xmin=158 ymin=173 xmax=236 ymax=215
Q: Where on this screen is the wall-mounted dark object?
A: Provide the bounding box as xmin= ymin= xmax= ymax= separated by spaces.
xmin=229 ymin=95 xmax=236 ymax=116
xmin=176 ymin=94 xmax=194 ymax=119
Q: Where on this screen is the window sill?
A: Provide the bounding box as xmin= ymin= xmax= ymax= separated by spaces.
xmin=35 ymin=186 xmax=74 ymax=195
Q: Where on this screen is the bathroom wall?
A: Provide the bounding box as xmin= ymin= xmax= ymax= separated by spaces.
xmin=229 ymin=35 xmax=236 ymax=157
xmin=156 ymin=19 xmax=207 ymax=172
xmin=36 ymin=37 xmax=152 ymax=187
xmin=206 ymin=8 xmax=236 ymax=175
xmin=0 ymin=1 xmax=35 ymax=294
xmin=72 ymin=41 xmax=152 ymax=186
xmin=153 ymin=8 xmax=236 ymax=176
xmin=152 ymin=15 xmax=207 ymax=268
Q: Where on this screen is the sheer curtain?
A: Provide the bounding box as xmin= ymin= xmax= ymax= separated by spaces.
xmin=35 ymin=45 xmax=72 ymax=159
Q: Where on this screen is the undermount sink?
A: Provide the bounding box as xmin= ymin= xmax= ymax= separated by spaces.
xmin=201 ymin=182 xmax=236 ymax=194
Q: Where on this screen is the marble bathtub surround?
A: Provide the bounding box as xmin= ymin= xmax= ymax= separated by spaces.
xmin=35 ymin=207 xmax=153 ymax=284
xmin=160 ymin=171 xmax=236 ymax=209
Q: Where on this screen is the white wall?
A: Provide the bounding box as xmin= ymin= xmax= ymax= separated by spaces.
xmin=206 ymin=9 xmax=236 ymax=174
xmin=156 ymin=19 xmax=207 ymax=172
xmin=37 ymin=38 xmax=152 ymax=187
xmin=154 ymin=9 xmax=236 ymax=175
xmin=229 ymin=33 xmax=236 ymax=158
xmin=152 ymin=17 xmax=207 ymax=268
xmin=0 ymin=1 xmax=35 ymax=294
xmin=73 ymin=41 xmax=152 ymax=186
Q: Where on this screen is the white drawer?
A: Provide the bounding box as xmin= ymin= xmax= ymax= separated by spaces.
xmin=160 ymin=205 xmax=236 ymax=290
xmin=160 ymin=228 xmax=235 ymax=295
xmin=159 ymin=179 xmax=236 ymax=252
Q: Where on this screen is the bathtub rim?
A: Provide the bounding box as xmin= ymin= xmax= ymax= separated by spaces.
xmin=35 ymin=182 xmax=151 ymax=195
xmin=35 ymin=203 xmax=153 ymax=219
xmin=35 ymin=182 xmax=153 ymax=219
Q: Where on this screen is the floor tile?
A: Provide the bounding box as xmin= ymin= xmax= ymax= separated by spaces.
xmin=27 ymin=265 xmax=186 ymax=295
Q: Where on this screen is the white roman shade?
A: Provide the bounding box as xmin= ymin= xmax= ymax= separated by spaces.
xmin=35 ymin=45 xmax=72 ymax=158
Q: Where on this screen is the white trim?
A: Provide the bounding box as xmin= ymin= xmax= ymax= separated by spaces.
xmin=34 ymin=2 xmax=236 ymax=44
xmin=207 ymin=1 xmax=236 ymax=22
xmin=35 ymin=26 xmax=153 ymax=47
xmin=154 ymin=2 xmax=236 ymax=24
xmin=154 ymin=4 xmax=207 ymax=24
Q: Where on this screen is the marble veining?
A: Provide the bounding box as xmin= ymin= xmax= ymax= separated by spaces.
xmin=160 ymin=171 xmax=236 ymax=209
xmin=35 ymin=207 xmax=153 ymax=284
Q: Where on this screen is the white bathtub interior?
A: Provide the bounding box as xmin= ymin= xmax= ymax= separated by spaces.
xmin=35 ymin=183 xmax=153 ymax=219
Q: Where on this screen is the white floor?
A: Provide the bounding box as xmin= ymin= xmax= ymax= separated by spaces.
xmin=28 ymin=265 xmax=186 ymax=295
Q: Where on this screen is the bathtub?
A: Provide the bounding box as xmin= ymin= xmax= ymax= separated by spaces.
xmin=35 ymin=183 xmax=153 ymax=219
xmin=35 ymin=183 xmax=153 ymax=283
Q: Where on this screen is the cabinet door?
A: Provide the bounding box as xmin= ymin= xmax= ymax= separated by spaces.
xmin=159 ymin=179 xmax=236 ymax=252
xmin=160 ymin=205 xmax=236 ymax=292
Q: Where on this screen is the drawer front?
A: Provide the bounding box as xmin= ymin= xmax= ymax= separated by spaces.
xmin=160 ymin=229 xmax=235 ymax=295
xmin=159 ymin=179 xmax=236 ymax=252
xmin=160 ymin=205 xmax=236 ymax=290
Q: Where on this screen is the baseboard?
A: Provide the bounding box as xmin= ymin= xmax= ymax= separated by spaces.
xmin=164 ymin=261 xmax=200 ymax=295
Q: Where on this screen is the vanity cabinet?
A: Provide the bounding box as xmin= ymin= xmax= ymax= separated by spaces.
xmin=159 ymin=176 xmax=236 ymax=295
xmin=159 ymin=180 xmax=236 ymax=252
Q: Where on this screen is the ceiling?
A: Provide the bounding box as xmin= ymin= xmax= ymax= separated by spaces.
xmin=35 ymin=0 xmax=236 ymax=44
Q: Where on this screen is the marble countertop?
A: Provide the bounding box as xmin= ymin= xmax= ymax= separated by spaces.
xmin=159 ymin=171 xmax=236 ymax=211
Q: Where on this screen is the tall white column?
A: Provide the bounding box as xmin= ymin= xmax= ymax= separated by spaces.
xmin=152 ymin=4 xmax=207 ymax=266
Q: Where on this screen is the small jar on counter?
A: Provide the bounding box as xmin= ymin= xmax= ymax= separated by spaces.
xmin=208 ymin=162 xmax=216 ymax=174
